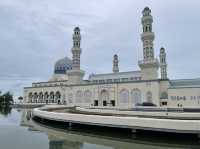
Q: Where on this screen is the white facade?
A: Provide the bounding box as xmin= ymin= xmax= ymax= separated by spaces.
xmin=23 ymin=7 xmax=200 ymax=108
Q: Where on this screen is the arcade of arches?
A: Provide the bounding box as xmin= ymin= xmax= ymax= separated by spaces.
xmin=28 ymin=91 xmax=61 ymax=104
xmin=26 ymin=88 xmax=153 ymax=107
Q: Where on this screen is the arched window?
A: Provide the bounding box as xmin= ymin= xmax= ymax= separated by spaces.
xmin=146 ymin=91 xmax=153 ymax=103
xmin=100 ymin=90 xmax=109 ymax=101
xmin=119 ymin=89 xmax=129 ymax=103
xmin=76 ymin=90 xmax=82 ymax=103
xmin=44 ymin=92 xmax=48 ymax=100
xmin=145 ymin=26 xmax=148 ymax=32
xmin=33 ymin=93 xmax=38 ymax=99
xmin=55 ymin=91 xmax=61 ymax=100
xmin=39 ymin=92 xmax=43 ymax=98
xmin=33 ymin=93 xmax=38 ymax=103
xmin=50 ymin=92 xmax=55 ymax=102
xmin=131 ymin=89 xmax=142 ymax=106
xmin=28 ymin=93 xmax=33 ymax=102
xmin=68 ymin=93 xmax=73 ymax=103
xmin=84 ymin=90 xmax=92 ymax=103
xmin=39 ymin=92 xmax=43 ymax=103
xmin=149 ymin=26 xmax=152 ymax=32
xmin=146 ymin=48 xmax=149 ymax=58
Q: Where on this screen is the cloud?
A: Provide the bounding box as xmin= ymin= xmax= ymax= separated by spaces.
xmin=0 ymin=0 xmax=200 ymax=96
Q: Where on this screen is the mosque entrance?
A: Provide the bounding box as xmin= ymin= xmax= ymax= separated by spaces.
xmin=111 ymin=100 xmax=115 ymax=106
xmin=99 ymin=90 xmax=109 ymax=106
xmin=103 ymin=100 xmax=107 ymax=106
xmin=94 ymin=100 xmax=98 ymax=106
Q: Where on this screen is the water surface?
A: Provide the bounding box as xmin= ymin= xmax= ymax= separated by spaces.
xmin=0 ymin=107 xmax=200 ymax=149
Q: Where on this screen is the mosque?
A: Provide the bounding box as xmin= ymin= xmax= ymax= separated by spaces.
xmin=23 ymin=7 xmax=200 ymax=108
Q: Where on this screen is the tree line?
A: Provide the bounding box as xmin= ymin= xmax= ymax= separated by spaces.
xmin=0 ymin=91 xmax=13 ymax=106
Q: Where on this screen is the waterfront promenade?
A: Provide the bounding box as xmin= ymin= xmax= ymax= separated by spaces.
xmin=32 ymin=106 xmax=200 ymax=136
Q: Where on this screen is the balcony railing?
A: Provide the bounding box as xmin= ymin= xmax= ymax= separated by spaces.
xmin=138 ymin=59 xmax=159 ymax=65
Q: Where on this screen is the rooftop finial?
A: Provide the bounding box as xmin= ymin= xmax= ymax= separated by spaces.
xmin=142 ymin=7 xmax=151 ymax=16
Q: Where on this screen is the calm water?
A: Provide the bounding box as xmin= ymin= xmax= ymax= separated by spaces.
xmin=0 ymin=107 xmax=200 ymax=149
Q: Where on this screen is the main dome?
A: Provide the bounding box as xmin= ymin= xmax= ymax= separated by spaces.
xmin=54 ymin=57 xmax=73 ymax=74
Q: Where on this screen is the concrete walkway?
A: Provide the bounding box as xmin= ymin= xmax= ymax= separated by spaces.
xmin=32 ymin=106 xmax=200 ymax=135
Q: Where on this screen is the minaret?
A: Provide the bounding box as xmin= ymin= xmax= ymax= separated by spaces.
xmin=72 ymin=27 xmax=81 ymax=70
xmin=67 ymin=27 xmax=85 ymax=84
xmin=113 ymin=54 xmax=119 ymax=73
xmin=138 ymin=7 xmax=159 ymax=80
xmin=159 ymin=47 xmax=167 ymax=79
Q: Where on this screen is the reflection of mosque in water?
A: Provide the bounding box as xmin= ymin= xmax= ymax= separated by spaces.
xmin=49 ymin=138 xmax=82 ymax=149
xmin=20 ymin=109 xmax=200 ymax=149
xmin=0 ymin=106 xmax=12 ymax=116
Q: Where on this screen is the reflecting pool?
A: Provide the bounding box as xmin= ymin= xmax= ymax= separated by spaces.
xmin=0 ymin=107 xmax=200 ymax=149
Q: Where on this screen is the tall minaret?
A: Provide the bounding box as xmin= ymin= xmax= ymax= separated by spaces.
xmin=141 ymin=7 xmax=154 ymax=61
xmin=72 ymin=27 xmax=81 ymax=70
xmin=113 ymin=54 xmax=119 ymax=73
xmin=138 ymin=7 xmax=159 ymax=80
xmin=67 ymin=27 xmax=85 ymax=84
xmin=159 ymin=47 xmax=167 ymax=79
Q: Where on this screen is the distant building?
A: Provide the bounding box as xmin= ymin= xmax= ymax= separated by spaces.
xmin=23 ymin=7 xmax=200 ymax=108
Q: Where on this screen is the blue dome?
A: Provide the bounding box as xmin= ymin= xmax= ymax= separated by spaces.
xmin=54 ymin=57 xmax=72 ymax=74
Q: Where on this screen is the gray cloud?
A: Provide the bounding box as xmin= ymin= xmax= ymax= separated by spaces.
xmin=0 ymin=0 xmax=200 ymax=97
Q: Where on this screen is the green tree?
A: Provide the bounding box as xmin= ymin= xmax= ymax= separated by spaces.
xmin=0 ymin=91 xmax=13 ymax=106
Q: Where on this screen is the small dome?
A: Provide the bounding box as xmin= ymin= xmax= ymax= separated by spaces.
xmin=74 ymin=27 xmax=80 ymax=31
xmin=142 ymin=7 xmax=151 ymax=15
xmin=144 ymin=7 xmax=150 ymax=11
xmin=114 ymin=54 xmax=118 ymax=59
xmin=54 ymin=57 xmax=72 ymax=74
xmin=160 ymin=47 xmax=165 ymax=53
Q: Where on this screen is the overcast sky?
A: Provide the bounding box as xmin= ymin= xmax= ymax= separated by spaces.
xmin=0 ymin=0 xmax=200 ymax=97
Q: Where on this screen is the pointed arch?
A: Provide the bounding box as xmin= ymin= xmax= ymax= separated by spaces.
xmin=99 ymin=89 xmax=109 ymax=106
xmin=146 ymin=91 xmax=153 ymax=103
xmin=50 ymin=91 xmax=55 ymax=103
xmin=131 ymin=89 xmax=142 ymax=106
xmin=28 ymin=93 xmax=33 ymax=103
xmin=33 ymin=92 xmax=38 ymax=103
xmin=76 ymin=90 xmax=83 ymax=103
xmin=84 ymin=90 xmax=92 ymax=103
xmin=55 ymin=91 xmax=61 ymax=104
xmin=119 ymin=89 xmax=129 ymax=103
xmin=39 ymin=92 xmax=43 ymax=103
xmin=68 ymin=93 xmax=73 ymax=104
xmin=55 ymin=91 xmax=61 ymax=99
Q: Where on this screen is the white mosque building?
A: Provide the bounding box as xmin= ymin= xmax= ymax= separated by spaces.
xmin=23 ymin=7 xmax=200 ymax=108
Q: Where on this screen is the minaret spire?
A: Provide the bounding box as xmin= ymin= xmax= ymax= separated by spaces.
xmin=138 ymin=7 xmax=159 ymax=80
xmin=113 ymin=54 xmax=119 ymax=73
xmin=141 ymin=7 xmax=154 ymax=61
xmin=67 ymin=27 xmax=85 ymax=84
xmin=72 ymin=27 xmax=81 ymax=70
xmin=160 ymin=47 xmax=167 ymax=79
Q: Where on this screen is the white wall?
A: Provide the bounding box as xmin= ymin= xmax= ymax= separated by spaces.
xmin=168 ymin=87 xmax=200 ymax=108
xmin=24 ymin=80 xmax=161 ymax=108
